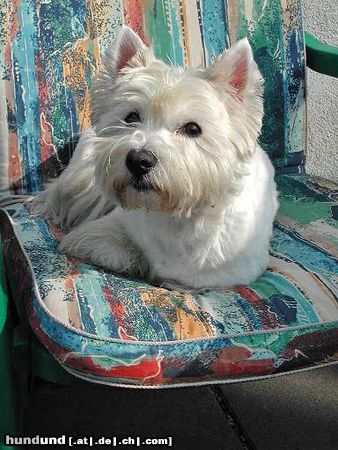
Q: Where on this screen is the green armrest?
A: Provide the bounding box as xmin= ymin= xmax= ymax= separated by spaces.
xmin=305 ymin=31 xmax=338 ymax=77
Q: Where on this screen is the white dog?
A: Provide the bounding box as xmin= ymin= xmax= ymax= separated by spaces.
xmin=30 ymin=26 xmax=278 ymax=289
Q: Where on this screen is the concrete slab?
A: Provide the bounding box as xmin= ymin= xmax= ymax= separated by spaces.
xmin=220 ymin=365 xmax=338 ymax=450
xmin=24 ymin=380 xmax=243 ymax=450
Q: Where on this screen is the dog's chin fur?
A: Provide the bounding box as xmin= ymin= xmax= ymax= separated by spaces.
xmin=28 ymin=26 xmax=279 ymax=290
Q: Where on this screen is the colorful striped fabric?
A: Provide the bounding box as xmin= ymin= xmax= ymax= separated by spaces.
xmin=0 ymin=174 xmax=337 ymax=387
xmin=0 ymin=0 xmax=305 ymax=195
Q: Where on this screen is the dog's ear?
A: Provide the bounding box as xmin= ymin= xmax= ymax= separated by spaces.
xmin=91 ymin=26 xmax=153 ymax=127
xmin=204 ymin=38 xmax=263 ymax=99
xmin=104 ymin=26 xmax=153 ymax=73
xmin=205 ymin=39 xmax=264 ymax=161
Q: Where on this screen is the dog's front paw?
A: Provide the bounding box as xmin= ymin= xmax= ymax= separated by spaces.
xmin=28 ymin=189 xmax=69 ymax=230
xmin=26 ymin=192 xmax=46 ymax=215
xmin=59 ymin=217 xmax=148 ymax=278
xmin=24 ymin=196 xmax=37 ymax=213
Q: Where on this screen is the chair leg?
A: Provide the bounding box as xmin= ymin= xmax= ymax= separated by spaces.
xmin=0 ymin=320 xmax=19 ymax=449
xmin=0 ymin=243 xmax=22 ymax=450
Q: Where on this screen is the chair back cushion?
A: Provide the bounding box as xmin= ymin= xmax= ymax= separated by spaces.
xmin=0 ymin=0 xmax=306 ymax=195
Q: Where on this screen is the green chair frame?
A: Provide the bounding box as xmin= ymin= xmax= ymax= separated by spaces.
xmin=1 ymin=31 xmax=338 ymax=449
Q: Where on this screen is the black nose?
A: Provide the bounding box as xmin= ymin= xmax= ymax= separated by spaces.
xmin=125 ymin=149 xmax=157 ymax=177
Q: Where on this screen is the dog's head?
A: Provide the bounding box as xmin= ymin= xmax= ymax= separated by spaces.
xmin=91 ymin=26 xmax=263 ymax=216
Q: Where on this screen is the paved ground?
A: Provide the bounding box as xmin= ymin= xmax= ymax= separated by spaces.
xmin=23 ymin=365 xmax=338 ymax=450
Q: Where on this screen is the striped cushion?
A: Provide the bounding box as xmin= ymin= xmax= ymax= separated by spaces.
xmin=0 ymin=0 xmax=305 ymax=195
xmin=0 ymin=173 xmax=337 ymax=387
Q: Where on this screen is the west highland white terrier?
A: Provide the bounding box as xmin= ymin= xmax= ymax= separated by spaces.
xmin=30 ymin=26 xmax=279 ymax=289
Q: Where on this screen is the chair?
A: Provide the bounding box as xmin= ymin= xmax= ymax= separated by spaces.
xmin=1 ymin=0 xmax=337 ymax=446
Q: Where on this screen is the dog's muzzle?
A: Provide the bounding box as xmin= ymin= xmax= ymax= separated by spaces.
xmin=125 ymin=149 xmax=157 ymax=177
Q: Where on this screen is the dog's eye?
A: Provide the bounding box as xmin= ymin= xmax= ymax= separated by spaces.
xmin=124 ymin=111 xmax=141 ymax=124
xmin=180 ymin=122 xmax=202 ymax=137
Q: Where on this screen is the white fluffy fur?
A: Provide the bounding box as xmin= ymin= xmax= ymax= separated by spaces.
xmin=29 ymin=26 xmax=279 ymax=290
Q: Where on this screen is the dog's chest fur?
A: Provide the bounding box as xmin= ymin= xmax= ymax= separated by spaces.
xmin=119 ymin=147 xmax=277 ymax=288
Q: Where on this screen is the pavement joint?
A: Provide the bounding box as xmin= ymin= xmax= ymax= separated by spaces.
xmin=209 ymin=385 xmax=256 ymax=450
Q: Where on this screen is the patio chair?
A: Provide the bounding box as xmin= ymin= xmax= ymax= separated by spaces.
xmin=1 ymin=0 xmax=337 ymax=446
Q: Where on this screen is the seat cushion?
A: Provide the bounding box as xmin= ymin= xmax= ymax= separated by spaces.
xmin=0 ymin=173 xmax=337 ymax=388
